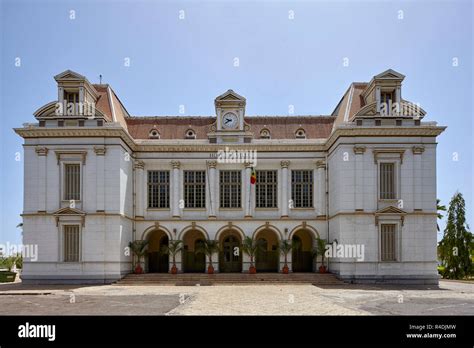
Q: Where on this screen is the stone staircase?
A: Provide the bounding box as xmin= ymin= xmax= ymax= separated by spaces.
xmin=116 ymin=272 xmax=345 ymax=286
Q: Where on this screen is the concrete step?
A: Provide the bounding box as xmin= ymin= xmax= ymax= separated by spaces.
xmin=116 ymin=272 xmax=345 ymax=286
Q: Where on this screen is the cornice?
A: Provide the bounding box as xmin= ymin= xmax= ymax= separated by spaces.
xmin=325 ymin=126 xmax=445 ymax=151
xmin=14 ymin=125 xmax=446 ymax=153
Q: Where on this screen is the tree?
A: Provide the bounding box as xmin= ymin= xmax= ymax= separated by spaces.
xmin=436 ymin=199 xmax=447 ymax=232
xmin=161 ymin=240 xmax=183 ymax=273
xmin=279 ymin=239 xmax=296 ymax=272
xmin=241 ymin=236 xmax=259 ymax=271
xmin=196 ymin=240 xmax=219 ymax=273
xmin=438 ymin=192 xmax=472 ymax=279
xmin=129 ymin=240 xmax=149 ymax=273
xmin=316 ymin=238 xmax=326 ymax=268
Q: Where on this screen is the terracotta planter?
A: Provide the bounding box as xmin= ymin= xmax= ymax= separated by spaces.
xmin=134 ymin=264 xmax=143 ymax=274
xmin=249 ymin=266 xmax=256 ymax=274
xmin=282 ymin=265 xmax=289 ymax=274
xmin=171 ymin=265 xmax=178 ymax=274
xmin=319 ymin=265 xmax=327 ymax=274
xmin=207 ymin=265 xmax=214 ymax=274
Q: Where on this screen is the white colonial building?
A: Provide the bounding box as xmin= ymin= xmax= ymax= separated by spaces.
xmin=15 ymin=69 xmax=445 ymax=284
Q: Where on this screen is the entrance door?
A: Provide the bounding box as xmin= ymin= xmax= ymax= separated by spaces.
xmin=292 ymin=235 xmax=312 ymax=272
xmin=148 ymin=235 xmax=169 ymax=273
xmin=255 ymin=238 xmax=279 ymax=272
xmin=183 ymin=239 xmax=206 ymax=273
xmin=219 ymin=235 xmax=242 ymax=273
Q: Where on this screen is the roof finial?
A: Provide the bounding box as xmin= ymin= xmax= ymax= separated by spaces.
xmin=99 ymin=74 xmax=102 ymax=84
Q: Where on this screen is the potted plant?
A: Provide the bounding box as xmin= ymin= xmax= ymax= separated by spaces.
xmin=279 ymin=239 xmax=296 ymax=274
xmin=129 ymin=240 xmax=149 ymax=274
xmin=242 ymin=236 xmax=259 ymax=274
xmin=0 ymin=256 xmax=18 ymax=283
xmin=316 ymin=238 xmax=328 ymax=273
xmin=161 ymin=240 xmax=183 ymax=274
xmin=196 ymin=240 xmax=219 ymax=274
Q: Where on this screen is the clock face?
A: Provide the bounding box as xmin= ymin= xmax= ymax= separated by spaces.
xmin=222 ymin=112 xmax=239 ymax=129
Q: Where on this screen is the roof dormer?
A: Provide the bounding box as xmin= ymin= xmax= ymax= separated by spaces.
xmin=361 ymin=69 xmax=404 ymax=115
xmin=54 ymin=70 xmax=99 ymax=117
xmin=210 ymin=89 xmax=251 ymax=144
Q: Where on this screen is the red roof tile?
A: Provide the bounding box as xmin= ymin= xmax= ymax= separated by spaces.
xmin=125 ymin=116 xmax=336 ymax=140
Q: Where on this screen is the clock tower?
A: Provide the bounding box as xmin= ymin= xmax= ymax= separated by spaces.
xmin=210 ymin=89 xmax=251 ymax=144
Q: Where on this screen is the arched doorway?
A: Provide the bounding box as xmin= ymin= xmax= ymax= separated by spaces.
xmin=255 ymin=229 xmax=279 ymax=272
xmin=292 ymin=229 xmax=313 ymax=272
xmin=182 ymin=230 xmax=206 ymax=273
xmin=147 ymin=230 xmax=169 ymax=273
xmin=218 ymin=231 xmax=242 ymax=273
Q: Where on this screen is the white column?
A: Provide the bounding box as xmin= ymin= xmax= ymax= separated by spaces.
xmin=79 ymin=87 xmax=84 ymax=103
xmin=58 ymin=87 xmax=64 ymax=105
xmin=244 ymin=163 xmax=253 ymax=218
xmin=316 ymin=160 xmax=327 ymax=216
xmin=376 ymin=86 xmax=381 ymax=112
xmin=171 ymin=161 xmax=181 ymax=218
xmin=313 ymin=167 xmax=318 ymax=215
xmin=134 ymin=159 xmax=144 ymax=218
xmin=35 ymin=147 xmax=48 ymax=212
xmin=95 ymin=146 xmax=107 ymax=212
xmin=281 ymin=161 xmax=290 ymax=218
xmin=77 ymin=87 xmax=83 ymax=116
xmin=413 ymin=146 xmax=424 ymax=210
xmin=207 ymin=160 xmax=217 ymax=218
xmin=353 ymin=146 xmax=365 ymax=211
xmin=395 ymin=86 xmax=401 ymax=104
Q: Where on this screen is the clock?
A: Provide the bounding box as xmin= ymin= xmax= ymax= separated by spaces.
xmin=222 ymin=112 xmax=239 ymax=129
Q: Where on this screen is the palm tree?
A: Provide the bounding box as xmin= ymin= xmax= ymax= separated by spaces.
xmin=16 ymin=222 xmax=23 ymax=239
xmin=279 ymin=239 xmax=298 ymax=274
xmin=196 ymin=240 xmax=220 ymax=274
xmin=129 ymin=240 xmax=149 ymax=274
xmin=316 ymin=238 xmax=328 ymax=273
xmin=437 ymin=198 xmax=447 ymax=232
xmin=161 ymin=240 xmax=183 ymax=274
xmin=241 ymin=236 xmax=259 ymax=273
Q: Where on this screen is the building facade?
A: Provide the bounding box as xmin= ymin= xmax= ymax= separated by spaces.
xmin=15 ymin=69 xmax=445 ymax=284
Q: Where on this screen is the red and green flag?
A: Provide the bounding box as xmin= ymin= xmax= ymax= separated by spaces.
xmin=250 ymin=167 xmax=256 ymax=185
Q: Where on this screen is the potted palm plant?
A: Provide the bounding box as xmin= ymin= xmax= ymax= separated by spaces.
xmin=242 ymin=236 xmax=259 ymax=274
xmin=196 ymin=240 xmax=219 ymax=274
xmin=316 ymin=238 xmax=328 ymax=273
xmin=279 ymin=239 xmax=293 ymax=274
xmin=129 ymin=240 xmax=149 ymax=274
xmin=161 ymin=240 xmax=183 ymax=274
xmin=0 ymin=256 xmax=18 ymax=283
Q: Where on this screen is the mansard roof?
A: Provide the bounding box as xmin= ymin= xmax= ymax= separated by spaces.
xmin=26 ymin=68 xmax=437 ymax=141
xmin=126 ymin=115 xmax=336 ymax=140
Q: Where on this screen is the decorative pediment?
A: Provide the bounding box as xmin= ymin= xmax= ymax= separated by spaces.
xmin=55 ymin=150 xmax=88 ymax=165
xmin=375 ymin=206 xmax=407 ymax=215
xmin=354 ymin=100 xmax=425 ymax=119
xmin=375 ymin=206 xmax=407 ymax=226
xmin=53 ymin=207 xmax=86 ymax=216
xmin=373 ymin=148 xmax=405 ymax=164
xmin=54 ymin=70 xmax=86 ymax=82
xmin=215 ymin=89 xmax=246 ymax=102
xmin=354 ymin=102 xmax=378 ymax=117
xmin=374 ymin=69 xmax=405 ymax=81
xmin=33 ymin=101 xmax=105 ymax=119
xmin=53 ymin=207 xmax=86 ymax=226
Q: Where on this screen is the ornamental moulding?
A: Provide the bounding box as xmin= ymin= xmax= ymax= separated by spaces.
xmin=14 ymin=125 xmax=446 ymax=153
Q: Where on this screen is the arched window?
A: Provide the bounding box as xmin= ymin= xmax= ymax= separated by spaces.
xmin=185 ymin=129 xmax=196 ymax=139
xmin=260 ymin=128 xmax=271 ymax=139
xmin=295 ymin=128 xmax=306 ymax=139
xmin=149 ymin=129 xmax=160 ymax=139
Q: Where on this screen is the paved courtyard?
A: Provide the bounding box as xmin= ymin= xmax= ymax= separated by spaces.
xmin=0 ymin=280 xmax=472 ymax=315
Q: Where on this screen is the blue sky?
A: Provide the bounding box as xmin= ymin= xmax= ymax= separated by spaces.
xmin=0 ymin=0 xmax=472 ymax=246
